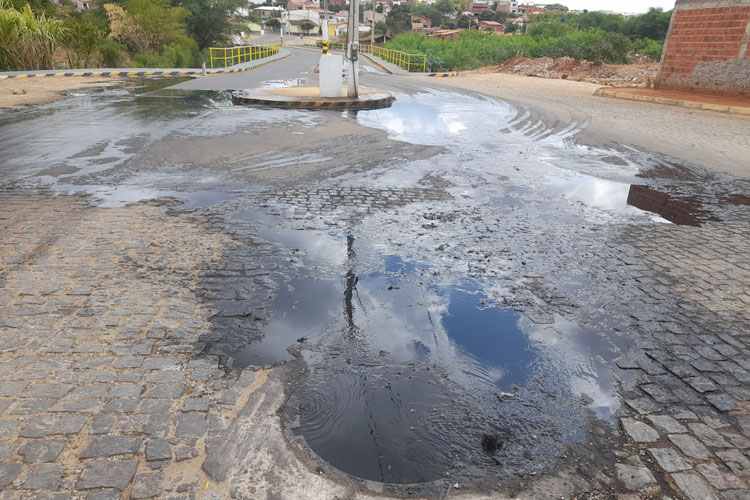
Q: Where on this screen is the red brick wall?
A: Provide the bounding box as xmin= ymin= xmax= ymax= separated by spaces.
xmin=657 ymin=1 xmax=750 ymax=96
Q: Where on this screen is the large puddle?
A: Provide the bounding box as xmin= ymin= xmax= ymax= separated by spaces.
xmin=3 ymin=85 xmax=747 ymax=488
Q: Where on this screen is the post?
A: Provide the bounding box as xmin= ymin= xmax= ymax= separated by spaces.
xmin=280 ymin=25 xmax=284 ymax=46
xmin=322 ymin=0 xmax=329 ymax=53
xmin=346 ymin=0 xmax=360 ymax=97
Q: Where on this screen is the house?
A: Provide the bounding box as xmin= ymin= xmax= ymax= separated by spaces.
xmin=72 ymin=0 xmax=93 ymax=10
xmin=287 ymin=1 xmax=321 ymax=11
xmin=285 ymin=19 xmax=320 ymax=34
xmin=429 ymin=28 xmax=463 ymax=40
xmin=411 ymin=14 xmax=432 ymax=29
xmin=363 ymin=11 xmax=386 ymax=23
xmin=478 ymin=20 xmax=503 ymax=32
xmin=495 ymin=0 xmax=519 ymax=14
xmin=469 ymin=2 xmax=491 ymax=15
xmin=253 ymin=6 xmax=284 ymax=19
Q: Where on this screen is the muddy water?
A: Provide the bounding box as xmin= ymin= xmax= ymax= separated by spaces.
xmin=2 ymin=84 xmax=747 ymax=488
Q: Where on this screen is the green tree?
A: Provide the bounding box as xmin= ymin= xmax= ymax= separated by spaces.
xmin=413 ymin=4 xmax=443 ymax=27
xmin=171 ymin=0 xmax=246 ymax=49
xmin=385 ymin=4 xmax=411 ymax=34
xmin=440 ymin=17 xmax=456 ymax=29
xmin=622 ymin=7 xmax=671 ymax=41
xmin=300 ymin=20 xmax=314 ymax=34
xmin=105 ymin=0 xmax=188 ymax=53
xmin=434 ymin=0 xmax=455 ymax=15
xmin=545 ymin=3 xmax=568 ymax=11
xmin=63 ymin=13 xmax=101 ymax=68
xmin=456 ymin=13 xmax=474 ymax=29
xmin=374 ymin=20 xmax=386 ymax=35
xmin=265 ymin=17 xmax=279 ymax=30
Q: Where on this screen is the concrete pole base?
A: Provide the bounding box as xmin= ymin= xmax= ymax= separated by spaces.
xmin=319 ymin=54 xmax=344 ymax=98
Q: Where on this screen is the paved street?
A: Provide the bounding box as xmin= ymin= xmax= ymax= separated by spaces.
xmin=0 ymin=48 xmax=749 ymax=499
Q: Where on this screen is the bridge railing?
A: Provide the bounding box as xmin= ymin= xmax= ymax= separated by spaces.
xmin=316 ymin=42 xmax=427 ymax=72
xmin=209 ymin=44 xmax=280 ymax=69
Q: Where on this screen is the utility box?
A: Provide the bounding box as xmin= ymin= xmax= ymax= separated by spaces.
xmin=319 ymin=54 xmax=344 ymax=98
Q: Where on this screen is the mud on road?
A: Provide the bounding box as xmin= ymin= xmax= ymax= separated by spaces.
xmin=0 ymin=69 xmax=749 ymax=500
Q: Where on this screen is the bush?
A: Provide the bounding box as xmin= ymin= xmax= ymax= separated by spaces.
xmin=631 ymin=37 xmax=664 ymax=61
xmin=96 ymin=38 xmax=128 ymax=67
xmin=133 ymin=37 xmax=201 ymax=68
xmin=0 ymin=0 xmax=66 ymax=71
xmin=385 ymin=28 xmax=632 ymax=71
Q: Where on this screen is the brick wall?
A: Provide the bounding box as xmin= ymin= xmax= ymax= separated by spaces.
xmin=657 ymin=0 xmax=750 ymax=96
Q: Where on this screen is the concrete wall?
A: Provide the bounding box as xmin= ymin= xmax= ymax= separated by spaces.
xmin=657 ymin=0 xmax=750 ymax=96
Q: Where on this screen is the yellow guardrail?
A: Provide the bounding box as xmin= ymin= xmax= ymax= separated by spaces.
xmin=319 ymin=42 xmax=427 ymax=72
xmin=209 ymin=44 xmax=280 ymax=69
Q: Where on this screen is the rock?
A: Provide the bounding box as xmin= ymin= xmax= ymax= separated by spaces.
xmin=648 ymin=448 xmax=691 ymax=473
xmin=669 ymin=434 xmax=712 ymax=460
xmin=621 ymin=418 xmax=659 ymax=443
xmin=23 ymin=463 xmax=63 ymax=490
xmin=146 ymin=439 xmax=171 ymax=462
xmin=77 ymin=459 xmax=137 ymax=490
xmin=716 ymin=449 xmax=750 ymax=477
xmin=695 ymin=462 xmax=746 ymax=490
xmin=81 ymin=436 xmax=141 ymax=458
xmin=671 ymin=473 xmax=719 ymax=500
xmin=131 ymin=472 xmax=163 ymax=499
xmin=689 ymin=423 xmax=732 ymax=448
xmin=0 ymin=464 xmax=24 ymax=489
xmin=616 ymin=463 xmax=656 ymax=491
xmin=183 ymin=398 xmax=209 ymax=413
xmin=646 ymin=415 xmax=687 ymax=434
xmin=175 ymin=413 xmax=207 ymax=439
xmin=18 ymin=439 xmax=66 ymax=463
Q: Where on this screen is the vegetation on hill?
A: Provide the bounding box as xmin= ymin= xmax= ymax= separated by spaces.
xmin=385 ymin=6 xmax=672 ymax=72
xmin=0 ymin=0 xmax=260 ymax=71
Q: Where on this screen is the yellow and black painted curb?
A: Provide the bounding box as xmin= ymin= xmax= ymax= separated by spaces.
xmin=0 ymin=53 xmax=290 ymax=80
xmin=232 ymin=93 xmax=395 ymax=111
xmin=427 ymin=72 xmax=460 ymax=78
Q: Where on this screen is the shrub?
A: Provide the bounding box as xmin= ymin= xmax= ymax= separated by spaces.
xmin=631 ymin=37 xmax=664 ymax=62
xmin=0 ymin=0 xmax=67 ymax=70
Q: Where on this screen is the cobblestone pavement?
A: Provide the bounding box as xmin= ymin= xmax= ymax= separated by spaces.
xmin=0 ymin=191 xmax=266 ymax=499
xmin=1 ymin=86 xmax=750 ymax=500
xmin=609 ymin=220 xmax=750 ymax=500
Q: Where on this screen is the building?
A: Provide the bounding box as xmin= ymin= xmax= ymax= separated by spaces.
xmin=657 ymin=0 xmax=750 ymax=96
xmin=469 ymin=2 xmax=491 ymax=14
xmin=363 ymin=11 xmax=386 ymax=23
xmin=496 ymin=0 xmax=519 ymax=13
xmin=253 ymin=6 xmax=284 ymax=19
xmin=478 ymin=20 xmax=504 ymax=32
xmin=411 ymin=14 xmax=432 ymax=29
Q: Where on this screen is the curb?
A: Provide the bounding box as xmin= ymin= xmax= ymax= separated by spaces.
xmin=232 ymin=93 xmax=395 ymax=110
xmin=427 ymin=72 xmax=460 ymax=78
xmin=595 ymin=88 xmax=750 ymax=116
xmin=0 ymin=53 xmax=290 ymax=80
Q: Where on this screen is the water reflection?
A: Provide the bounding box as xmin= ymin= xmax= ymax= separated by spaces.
xmin=627 ymin=185 xmax=720 ymax=226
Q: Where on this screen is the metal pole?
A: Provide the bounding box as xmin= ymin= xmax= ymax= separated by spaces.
xmin=322 ymin=0 xmax=329 ymax=52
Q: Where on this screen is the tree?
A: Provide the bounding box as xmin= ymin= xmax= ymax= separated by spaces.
xmin=265 ymin=17 xmax=280 ymax=30
xmin=456 ymin=13 xmax=474 ymax=28
xmin=374 ymin=20 xmax=386 ymax=35
xmin=385 ymin=4 xmax=411 ymax=34
xmin=300 ymin=21 xmax=315 ymax=34
xmin=504 ymin=21 xmax=517 ymax=33
xmin=440 ymin=17 xmax=456 ymax=29
xmin=171 ymin=0 xmax=247 ymax=49
xmin=434 ymin=0 xmax=455 ymax=15
xmin=413 ymin=4 xmax=444 ymax=27
xmin=105 ymin=0 xmax=187 ymax=53
xmin=622 ymin=7 xmax=671 ymax=41
xmin=545 ymin=3 xmax=568 ymax=11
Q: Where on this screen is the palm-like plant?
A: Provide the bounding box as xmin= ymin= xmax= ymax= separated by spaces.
xmin=0 ymin=0 xmax=67 ymax=71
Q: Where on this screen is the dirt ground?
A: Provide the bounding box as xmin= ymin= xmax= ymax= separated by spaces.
xmin=0 ymin=77 xmax=116 ymax=113
xmin=489 ymin=56 xmax=660 ymax=88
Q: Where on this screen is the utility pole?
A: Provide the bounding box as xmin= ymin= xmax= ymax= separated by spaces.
xmin=346 ymin=0 xmax=359 ymax=97
xmin=322 ymin=0 xmax=329 ymax=50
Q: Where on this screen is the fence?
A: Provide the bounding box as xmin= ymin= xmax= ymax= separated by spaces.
xmin=209 ymin=44 xmax=280 ymax=69
xmin=317 ymin=42 xmax=427 ymax=72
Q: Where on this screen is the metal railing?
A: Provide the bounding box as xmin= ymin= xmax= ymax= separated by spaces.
xmin=209 ymin=44 xmax=280 ymax=69
xmin=317 ymin=41 xmax=427 ymax=72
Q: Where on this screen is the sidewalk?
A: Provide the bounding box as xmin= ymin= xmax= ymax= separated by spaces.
xmin=595 ymin=87 xmax=750 ymax=116
xmin=0 ymin=49 xmax=290 ymax=80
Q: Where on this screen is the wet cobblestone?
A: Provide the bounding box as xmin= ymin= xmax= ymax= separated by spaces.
xmin=0 ymin=191 xmax=261 ymax=498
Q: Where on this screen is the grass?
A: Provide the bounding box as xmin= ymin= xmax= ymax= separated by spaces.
xmin=0 ymin=0 xmax=66 ymax=71
xmin=385 ymin=29 xmax=635 ymax=72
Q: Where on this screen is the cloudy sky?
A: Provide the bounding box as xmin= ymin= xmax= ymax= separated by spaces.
xmin=563 ymin=0 xmax=676 ymax=13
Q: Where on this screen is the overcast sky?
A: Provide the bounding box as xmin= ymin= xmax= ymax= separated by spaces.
xmin=563 ymin=0 xmax=676 ymax=13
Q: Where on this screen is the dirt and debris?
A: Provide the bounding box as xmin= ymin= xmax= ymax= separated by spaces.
xmin=491 ymin=56 xmax=659 ymax=88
